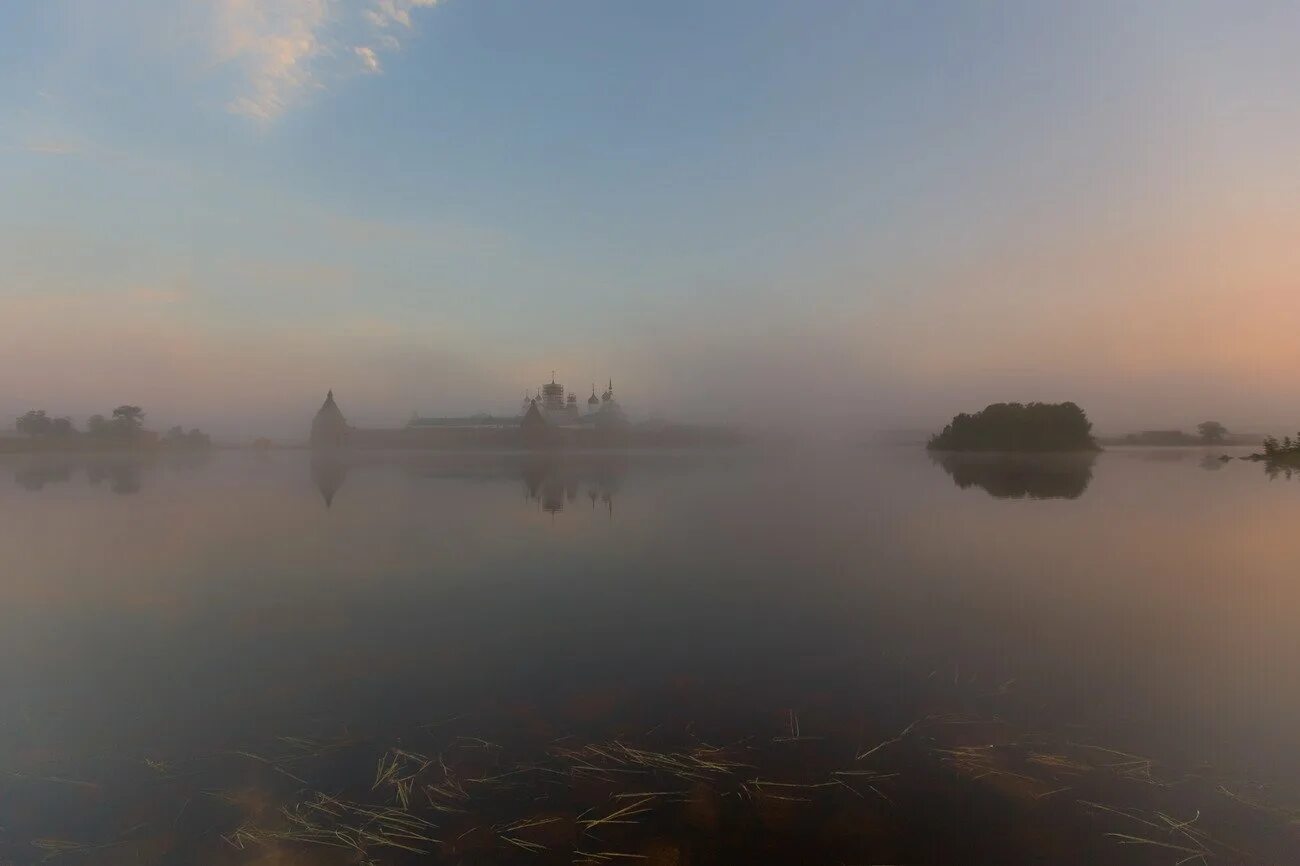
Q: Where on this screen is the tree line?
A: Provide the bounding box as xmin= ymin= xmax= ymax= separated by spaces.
xmin=1115 ymin=421 xmax=1230 ymax=446
xmin=1260 ymin=434 xmax=1300 ymax=461
xmin=12 ymin=406 xmax=211 ymax=449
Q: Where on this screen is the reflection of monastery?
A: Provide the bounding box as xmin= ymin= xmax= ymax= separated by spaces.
xmin=310 ymin=451 xmax=624 ymax=513
xmin=311 ymin=374 xmax=738 ymax=451
xmin=519 ymin=454 xmax=621 ymax=517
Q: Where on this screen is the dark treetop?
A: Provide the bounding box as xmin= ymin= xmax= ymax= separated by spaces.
xmin=927 ymin=401 xmax=1099 ymax=452
xmin=1249 ymin=434 xmax=1300 ymax=465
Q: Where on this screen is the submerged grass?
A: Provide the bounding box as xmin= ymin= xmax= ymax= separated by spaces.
xmin=9 ymin=710 xmax=1300 ymax=865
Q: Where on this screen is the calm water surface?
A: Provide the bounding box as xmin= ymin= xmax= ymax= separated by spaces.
xmin=2 ymin=447 xmax=1297 ymax=863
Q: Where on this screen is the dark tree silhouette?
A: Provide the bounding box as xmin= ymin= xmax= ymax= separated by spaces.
xmin=927 ymin=402 xmax=1099 ymax=452
xmin=111 ymin=405 xmax=145 ymax=436
xmin=1119 ymin=430 xmax=1198 ymax=446
xmin=166 ymin=425 xmax=212 ymax=449
xmin=1248 ymin=435 xmax=1300 ymax=476
xmin=1197 ymin=421 xmax=1228 ymax=444
xmin=16 ymin=410 xmax=53 ymax=438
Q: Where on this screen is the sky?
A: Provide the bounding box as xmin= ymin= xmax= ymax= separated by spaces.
xmin=2 ymin=0 xmax=1299 ymax=439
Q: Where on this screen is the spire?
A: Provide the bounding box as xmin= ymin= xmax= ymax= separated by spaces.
xmin=312 ymin=389 xmax=348 ymax=449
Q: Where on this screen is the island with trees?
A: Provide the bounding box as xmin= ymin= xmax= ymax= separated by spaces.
xmin=1243 ymin=434 xmax=1300 ymax=478
xmin=3 ymin=406 xmax=212 ymax=453
xmin=927 ymin=401 xmax=1099 ymax=452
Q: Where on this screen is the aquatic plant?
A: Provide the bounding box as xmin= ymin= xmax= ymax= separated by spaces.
xmin=14 ymin=706 xmax=1299 ymax=865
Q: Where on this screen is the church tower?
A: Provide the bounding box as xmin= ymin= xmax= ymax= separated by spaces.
xmin=311 ymin=390 xmax=350 ymax=449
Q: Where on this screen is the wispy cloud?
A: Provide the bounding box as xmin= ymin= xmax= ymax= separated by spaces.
xmin=364 ymin=0 xmax=440 ymax=30
xmin=215 ymin=0 xmax=330 ymax=120
xmin=215 ymin=0 xmax=443 ymax=121
xmin=354 ymin=45 xmax=381 ymax=73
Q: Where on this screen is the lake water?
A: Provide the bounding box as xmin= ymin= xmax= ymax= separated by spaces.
xmin=2 ymin=447 xmax=1297 ymax=864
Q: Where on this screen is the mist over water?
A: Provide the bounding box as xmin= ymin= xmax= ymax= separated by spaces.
xmin=6 ymin=2 xmax=1300 ymax=861
xmin=2 ymin=446 xmax=1298 ymax=862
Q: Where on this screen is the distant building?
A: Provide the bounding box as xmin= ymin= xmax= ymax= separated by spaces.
xmin=541 ymin=375 xmax=567 ymax=416
xmin=408 ymin=372 xmax=623 ymax=432
xmin=521 ymin=399 xmax=546 ymax=431
xmin=310 ymin=372 xmax=631 ymax=451
xmin=311 ymin=390 xmax=350 ymax=448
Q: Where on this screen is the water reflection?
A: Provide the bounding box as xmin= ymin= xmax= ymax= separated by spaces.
xmin=519 ymin=455 xmax=621 ymax=516
xmin=310 ymin=453 xmax=350 ymax=507
xmin=8 ymin=452 xmax=214 ymax=495
xmin=85 ymin=458 xmax=144 ymax=494
xmin=1200 ymin=454 xmax=1231 ymax=471
xmin=4 ymin=448 xmax=1300 ymax=863
xmin=930 ymin=452 xmax=1096 ymax=499
xmin=310 ymin=452 xmax=627 ymax=514
xmin=1264 ymin=462 xmax=1298 ymax=481
xmin=13 ymin=461 xmax=74 ymax=491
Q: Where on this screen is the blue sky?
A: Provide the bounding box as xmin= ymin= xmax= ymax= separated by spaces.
xmin=3 ymin=1 xmax=1299 ymax=437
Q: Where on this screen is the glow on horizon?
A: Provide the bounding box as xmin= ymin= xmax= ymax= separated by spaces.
xmin=2 ymin=1 xmax=1299 ymax=438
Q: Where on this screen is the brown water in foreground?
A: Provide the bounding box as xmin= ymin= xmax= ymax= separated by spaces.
xmin=1 ymin=447 xmax=1297 ymax=863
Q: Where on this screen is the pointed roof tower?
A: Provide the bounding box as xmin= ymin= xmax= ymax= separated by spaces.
xmin=311 ymin=390 xmax=349 ymax=449
xmin=521 ymin=398 xmax=546 ymax=429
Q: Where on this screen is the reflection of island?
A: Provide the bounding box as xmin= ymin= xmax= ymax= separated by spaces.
xmin=1263 ymin=463 xmax=1297 ymax=480
xmin=931 ymin=452 xmax=1097 ymax=500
